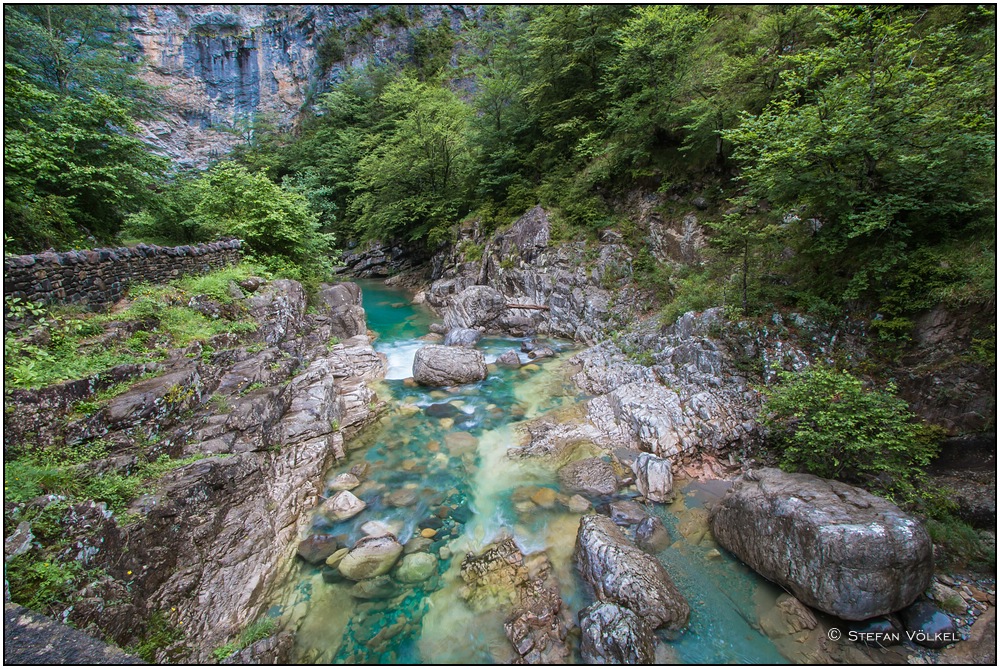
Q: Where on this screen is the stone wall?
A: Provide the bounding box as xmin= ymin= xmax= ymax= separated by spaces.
xmin=3 ymin=240 xmax=242 ymax=309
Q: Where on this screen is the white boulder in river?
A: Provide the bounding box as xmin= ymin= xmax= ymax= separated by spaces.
xmin=710 ymin=468 xmax=933 ymax=620
xmin=412 ymin=345 xmax=487 ymax=386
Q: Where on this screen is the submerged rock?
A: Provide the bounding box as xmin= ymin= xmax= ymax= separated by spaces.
xmin=710 ymin=468 xmax=933 ymax=620
xmin=338 ymin=535 xmax=404 ymax=581
xmin=576 ymin=515 xmax=690 ymax=631
xmin=579 ymin=601 xmax=656 ymax=664
xmin=395 ymin=552 xmax=439 ymax=583
xmin=632 ymin=453 xmax=674 ymax=503
xmin=296 ymin=535 xmax=340 ymax=565
xmin=609 ymin=500 xmax=646 ymax=527
xmin=412 ymin=345 xmax=488 ymax=386
xmin=350 ymin=575 xmax=400 ymax=600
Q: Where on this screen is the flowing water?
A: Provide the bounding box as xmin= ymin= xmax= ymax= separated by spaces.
xmin=272 ymin=280 xmax=790 ymax=664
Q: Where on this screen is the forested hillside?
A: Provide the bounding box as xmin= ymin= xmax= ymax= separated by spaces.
xmin=6 ymin=4 xmax=994 ymax=331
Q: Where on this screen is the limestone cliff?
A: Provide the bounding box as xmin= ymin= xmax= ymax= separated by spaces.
xmin=125 ymin=4 xmax=478 ymax=168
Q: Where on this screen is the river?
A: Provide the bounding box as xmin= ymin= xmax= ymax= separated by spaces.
xmin=271 ymin=280 xmax=790 ymax=664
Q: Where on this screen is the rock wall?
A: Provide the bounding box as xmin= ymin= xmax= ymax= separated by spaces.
xmin=125 ymin=5 xmax=478 ymax=168
xmin=3 ymin=240 xmax=241 ymax=309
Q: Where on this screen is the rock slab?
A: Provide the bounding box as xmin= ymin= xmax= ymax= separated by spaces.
xmin=710 ymin=468 xmax=933 ymax=620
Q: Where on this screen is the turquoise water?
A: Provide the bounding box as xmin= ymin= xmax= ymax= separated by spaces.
xmin=275 ymin=280 xmax=788 ymax=664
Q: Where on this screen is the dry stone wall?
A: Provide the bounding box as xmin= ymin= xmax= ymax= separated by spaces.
xmin=3 ymin=240 xmax=241 ymax=309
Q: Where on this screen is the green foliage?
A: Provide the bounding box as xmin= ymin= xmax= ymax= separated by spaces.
xmin=5 ymin=552 xmax=86 ymax=615
xmin=212 ymin=618 xmax=277 ymax=662
xmin=350 ymin=75 xmax=475 ymax=245
xmin=660 ymin=268 xmax=725 ymax=326
xmin=726 ymin=6 xmax=996 ymax=311
xmin=3 ymin=6 xmax=167 ymax=252
xmin=926 ymin=516 xmax=996 ymax=569
xmin=131 ymin=610 xmax=186 ymax=663
xmin=763 ymin=366 xmax=942 ymax=505
xmin=316 ymin=29 xmax=347 ymax=73
xmin=193 ymin=162 xmax=333 ymax=271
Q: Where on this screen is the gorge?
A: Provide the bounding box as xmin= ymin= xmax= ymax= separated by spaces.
xmin=3 ymin=3 xmax=995 ymax=666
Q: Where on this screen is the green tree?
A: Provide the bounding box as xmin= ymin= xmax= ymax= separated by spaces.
xmin=350 ymin=75 xmax=474 ymax=245
xmin=3 ymin=5 xmax=165 ymax=252
xmin=726 ymin=6 xmax=996 ymax=310
xmin=193 ymin=162 xmax=332 ymax=275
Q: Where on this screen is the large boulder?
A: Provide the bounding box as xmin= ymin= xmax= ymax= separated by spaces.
xmin=579 ymin=601 xmax=656 ymax=664
xmin=710 ymin=468 xmax=933 ymax=620
xmin=443 ymin=285 xmax=507 ymax=331
xmin=576 ymin=515 xmax=689 ymax=631
xmin=338 ymin=535 xmax=404 ymax=581
xmin=412 ymin=345 xmax=488 ymax=386
xmin=632 ymin=453 xmax=674 ymax=503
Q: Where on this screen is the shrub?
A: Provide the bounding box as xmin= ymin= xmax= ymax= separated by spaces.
xmin=762 ymin=366 xmax=942 ymax=506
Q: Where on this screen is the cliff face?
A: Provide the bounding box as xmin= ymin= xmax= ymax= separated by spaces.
xmin=125 ymin=4 xmax=476 ymax=169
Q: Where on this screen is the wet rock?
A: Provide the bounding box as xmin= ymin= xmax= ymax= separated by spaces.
xmin=338 ymin=536 xmax=404 ymax=581
xmin=899 ymin=599 xmax=958 ymax=649
xmin=443 ymin=327 xmax=481 ymax=347
xmin=350 ymin=575 xmax=400 ymax=600
xmin=576 ymin=515 xmax=690 ymax=631
xmin=460 ymin=537 xmax=530 ymax=611
xmin=567 ymin=494 xmax=592 ymax=514
xmin=710 ymin=468 xmax=933 ymax=620
xmin=324 ymin=548 xmax=349 ymax=569
xmin=558 ymin=458 xmax=619 ymax=497
xmin=635 ymin=516 xmax=671 ymax=553
xmin=846 ymin=615 xmax=901 ymax=644
xmin=527 ymin=346 xmax=555 ymax=360
xmin=531 ymin=487 xmax=558 ymax=508
xmin=609 ymin=500 xmax=646 ymax=526
xmin=412 ymin=345 xmax=488 ymax=386
xmin=328 ymin=473 xmax=360 ymax=491
xmin=774 ymin=594 xmax=818 ymax=633
xmin=496 ymin=350 xmax=521 ymax=367
xmin=403 ymin=537 xmax=434 ymax=555
xmin=320 ymin=490 xmax=367 ymax=521
xmin=579 ymin=601 xmax=656 ymax=664
xmin=296 ymin=535 xmax=340 ymax=565
xmin=395 ymin=552 xmax=438 ymax=583
xmin=320 ymin=566 xmax=345 ymax=584
xmin=632 ymin=453 xmax=674 ymax=503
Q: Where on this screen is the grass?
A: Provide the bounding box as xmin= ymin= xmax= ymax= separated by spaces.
xmin=212 ymin=618 xmax=277 ymax=661
xmin=4 ymin=263 xmax=264 ymax=391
